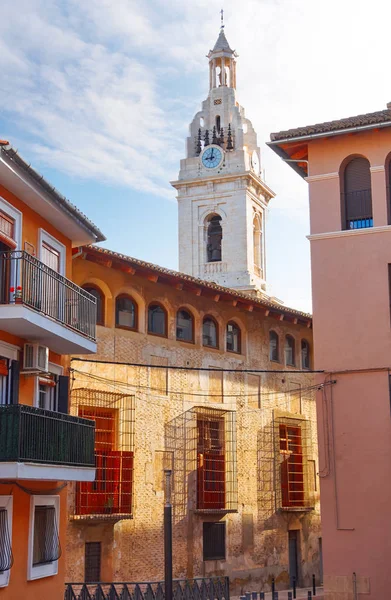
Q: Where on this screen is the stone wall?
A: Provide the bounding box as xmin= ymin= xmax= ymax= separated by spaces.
xmin=65 ymin=257 xmax=321 ymax=593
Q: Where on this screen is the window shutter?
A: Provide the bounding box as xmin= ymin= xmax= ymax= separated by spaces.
xmin=9 ymin=360 xmax=19 ymax=405
xmin=203 ymin=522 xmax=226 ymax=561
xmin=58 ymin=375 xmax=69 ymax=414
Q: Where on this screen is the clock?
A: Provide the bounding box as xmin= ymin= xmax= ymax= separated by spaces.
xmin=201 ymin=145 xmax=224 ymax=169
xmin=251 ymin=150 xmax=260 ymax=175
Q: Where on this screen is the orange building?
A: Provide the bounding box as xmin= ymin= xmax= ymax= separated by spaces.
xmin=0 ymin=142 xmax=104 ymax=599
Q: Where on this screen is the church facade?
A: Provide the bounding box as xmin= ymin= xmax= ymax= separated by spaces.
xmin=65 ymin=26 xmax=321 ymax=594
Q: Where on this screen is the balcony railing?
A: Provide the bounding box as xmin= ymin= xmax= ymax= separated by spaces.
xmin=74 ymin=450 xmax=134 ymax=519
xmin=343 ymin=189 xmax=373 ymax=230
xmin=65 ymin=577 xmax=230 ymax=600
xmin=0 ymin=404 xmax=95 ymax=467
xmin=0 ymin=251 xmax=96 ymax=341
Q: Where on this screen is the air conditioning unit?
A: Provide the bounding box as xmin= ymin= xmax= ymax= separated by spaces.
xmin=23 ymin=343 xmax=49 ymax=373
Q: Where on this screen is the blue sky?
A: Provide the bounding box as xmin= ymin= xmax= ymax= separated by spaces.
xmin=1 ymin=0 xmax=391 ymax=313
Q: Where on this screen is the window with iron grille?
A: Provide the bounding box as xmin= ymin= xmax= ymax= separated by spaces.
xmin=0 ymin=497 xmax=13 ymax=588
xmin=203 ymin=522 xmax=226 ymax=560
xmin=72 ymin=388 xmax=135 ymax=520
xmin=33 ymin=506 xmax=60 ymax=566
xmin=85 ymin=542 xmax=101 ymax=582
xmin=166 ymin=406 xmax=237 ymax=516
xmin=273 ymin=417 xmax=313 ymax=511
xmin=342 ymin=157 xmax=373 ymax=230
xmin=28 ymin=496 xmax=60 ymax=580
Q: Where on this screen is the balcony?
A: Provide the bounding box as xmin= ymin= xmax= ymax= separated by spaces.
xmin=0 ymin=404 xmax=96 ymax=481
xmin=0 ymin=251 xmax=97 ymax=354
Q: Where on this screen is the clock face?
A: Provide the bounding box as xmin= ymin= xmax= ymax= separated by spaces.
xmin=251 ymin=150 xmax=260 ymax=174
xmin=201 ymin=145 xmax=223 ymax=169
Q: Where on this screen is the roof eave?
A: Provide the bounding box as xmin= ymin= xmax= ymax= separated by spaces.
xmin=266 ymin=142 xmax=307 ymax=178
xmin=0 ymin=146 xmax=106 ymax=243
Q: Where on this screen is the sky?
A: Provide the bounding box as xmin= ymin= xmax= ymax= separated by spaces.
xmin=1 ymin=0 xmax=391 ymax=313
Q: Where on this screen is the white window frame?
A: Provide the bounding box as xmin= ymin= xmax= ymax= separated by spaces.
xmin=33 ymin=362 xmax=63 ymax=409
xmin=38 ymin=229 xmax=66 ymax=276
xmin=0 ymin=196 xmax=22 ymax=250
xmin=27 ymin=495 xmax=60 ymax=581
xmin=0 ymin=496 xmax=13 ymax=588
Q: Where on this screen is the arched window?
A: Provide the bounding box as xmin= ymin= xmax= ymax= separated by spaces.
xmin=148 ymin=303 xmax=167 ymax=337
xmin=342 ymin=157 xmax=372 ymax=229
xmin=176 ymin=309 xmax=194 ymax=343
xmin=269 ymin=330 xmax=279 ymax=362
xmin=226 ymin=321 xmax=241 ymax=354
xmin=216 ymin=115 xmax=221 ymax=132
xmin=253 ymin=213 xmax=263 ymax=277
xmin=83 ymin=285 xmax=104 ymax=326
xmin=387 ymin=154 xmax=391 ymax=225
xmin=207 ymin=215 xmax=222 ymax=263
xmin=301 ymin=340 xmax=310 ymax=369
xmin=115 ymin=295 xmax=137 ymax=330
xmin=203 ymin=316 xmax=218 ymax=348
xmin=285 ymin=335 xmax=295 ymax=366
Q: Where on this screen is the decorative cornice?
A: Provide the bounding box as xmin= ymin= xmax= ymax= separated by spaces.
xmin=305 ymin=172 xmax=339 ymax=183
xmin=307 ymin=225 xmax=391 ymax=241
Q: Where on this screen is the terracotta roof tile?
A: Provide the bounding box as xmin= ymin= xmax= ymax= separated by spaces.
xmin=270 ymin=108 xmax=391 ymax=142
xmin=85 ymin=245 xmax=312 ymax=321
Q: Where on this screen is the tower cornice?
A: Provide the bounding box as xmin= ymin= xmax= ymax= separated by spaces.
xmin=171 ymin=171 xmax=275 ymax=202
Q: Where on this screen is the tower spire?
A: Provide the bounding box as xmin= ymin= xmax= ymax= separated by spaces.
xmin=220 ymin=8 xmax=224 ymax=29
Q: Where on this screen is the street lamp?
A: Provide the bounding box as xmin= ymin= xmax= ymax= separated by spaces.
xmin=164 ymin=469 xmax=173 ymax=600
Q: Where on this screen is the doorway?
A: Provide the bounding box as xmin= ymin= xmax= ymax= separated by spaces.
xmin=288 ymin=530 xmax=299 ymax=587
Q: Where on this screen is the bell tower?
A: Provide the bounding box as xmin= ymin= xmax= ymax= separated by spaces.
xmin=171 ymin=18 xmax=275 ymax=295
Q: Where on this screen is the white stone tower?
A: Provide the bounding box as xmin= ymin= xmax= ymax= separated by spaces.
xmin=171 ymin=20 xmax=275 ymax=295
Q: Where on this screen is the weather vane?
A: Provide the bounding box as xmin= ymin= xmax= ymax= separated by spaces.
xmin=220 ymin=8 xmax=224 ymax=29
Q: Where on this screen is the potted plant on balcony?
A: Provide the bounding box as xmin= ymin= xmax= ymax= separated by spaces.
xmin=104 ymin=496 xmax=114 ymax=514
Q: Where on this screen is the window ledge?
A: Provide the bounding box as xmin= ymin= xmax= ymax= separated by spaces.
xmin=307 ymin=224 xmax=391 ymax=241
xmin=70 ymin=513 xmax=133 ymax=523
xmin=194 ymin=508 xmax=238 ymax=515
xmin=278 ymin=506 xmax=314 ymax=513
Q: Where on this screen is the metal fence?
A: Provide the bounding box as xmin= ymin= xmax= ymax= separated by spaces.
xmin=65 ymin=577 xmax=230 ymax=600
xmin=0 ymin=251 xmax=96 ymax=340
xmin=0 ymin=404 xmax=95 ymax=467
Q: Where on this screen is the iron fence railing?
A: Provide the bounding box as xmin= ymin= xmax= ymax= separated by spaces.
xmin=0 ymin=404 xmax=95 ymax=467
xmin=65 ymin=577 xmax=230 ymax=600
xmin=342 ymin=189 xmax=373 ymax=230
xmin=0 ymin=251 xmax=96 ymax=341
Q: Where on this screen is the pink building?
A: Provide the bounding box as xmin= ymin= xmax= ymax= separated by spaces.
xmin=268 ymin=104 xmax=391 ymax=600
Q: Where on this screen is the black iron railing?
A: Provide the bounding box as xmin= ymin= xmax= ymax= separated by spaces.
xmin=342 ymin=189 xmax=373 ymax=230
xmin=0 ymin=251 xmax=96 ymax=341
xmin=65 ymin=577 xmax=230 ymax=600
xmin=0 ymin=404 xmax=95 ymax=467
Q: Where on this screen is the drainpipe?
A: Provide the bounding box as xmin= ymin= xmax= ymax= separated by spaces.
xmin=353 ymin=572 xmax=358 ymax=600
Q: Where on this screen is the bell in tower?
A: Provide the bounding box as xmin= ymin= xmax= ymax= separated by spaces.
xmin=171 ymin=16 xmax=275 ymax=296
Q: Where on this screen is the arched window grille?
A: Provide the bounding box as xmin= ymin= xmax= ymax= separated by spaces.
xmin=115 ymin=295 xmax=137 ymax=330
xmin=226 ymin=321 xmax=241 ymax=354
xmin=207 ymin=215 xmax=222 ymax=263
xmin=269 ymin=330 xmax=279 ymax=362
xmin=285 ymin=335 xmax=295 ymax=367
xmin=83 ymin=285 xmax=104 ymax=326
xmin=203 ymin=316 xmax=218 ymax=348
xmin=342 ymin=157 xmax=372 ymax=229
xmin=253 ymin=214 xmax=263 ymax=277
xmin=148 ymin=303 xmax=167 ymax=337
xmin=301 ymin=340 xmax=310 ymax=369
xmin=176 ymin=309 xmax=194 ymax=343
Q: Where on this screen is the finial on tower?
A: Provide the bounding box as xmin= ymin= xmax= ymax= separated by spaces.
xmin=220 ymin=9 xmax=224 ymax=29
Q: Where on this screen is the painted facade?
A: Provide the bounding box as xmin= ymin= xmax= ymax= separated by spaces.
xmin=66 ymin=245 xmax=321 ymax=593
xmin=268 ymin=103 xmax=391 ymax=599
xmin=172 ymin=26 xmax=273 ymax=295
xmin=0 ymin=143 xmax=103 ymax=599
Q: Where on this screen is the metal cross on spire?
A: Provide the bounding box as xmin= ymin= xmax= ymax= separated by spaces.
xmin=220 ymin=8 xmax=224 ymax=29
